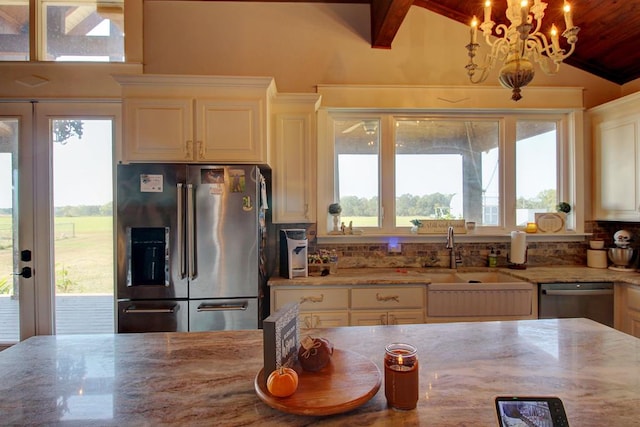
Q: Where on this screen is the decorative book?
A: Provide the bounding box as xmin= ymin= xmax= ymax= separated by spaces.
xmin=263 ymin=303 xmax=299 ymax=382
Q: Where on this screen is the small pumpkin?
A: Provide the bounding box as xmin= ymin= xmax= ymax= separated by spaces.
xmin=266 ymin=367 xmax=299 ymax=397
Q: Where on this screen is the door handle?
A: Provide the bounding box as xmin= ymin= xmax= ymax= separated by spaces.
xmin=196 ymin=302 xmax=249 ymax=312
xmin=14 ymin=266 xmax=32 ymax=279
xmin=123 ymin=304 xmax=177 ymax=314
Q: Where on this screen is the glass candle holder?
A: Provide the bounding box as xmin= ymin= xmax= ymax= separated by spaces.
xmin=384 ymin=343 xmax=419 ymax=410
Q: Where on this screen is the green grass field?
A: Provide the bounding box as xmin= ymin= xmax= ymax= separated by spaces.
xmin=0 ymin=215 xmax=113 ymax=295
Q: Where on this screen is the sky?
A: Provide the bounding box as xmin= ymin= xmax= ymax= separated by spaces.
xmin=1 ymin=125 xmax=556 ymax=211
xmin=338 ymin=131 xmax=557 ymax=216
xmin=0 ymin=120 xmax=113 ymax=209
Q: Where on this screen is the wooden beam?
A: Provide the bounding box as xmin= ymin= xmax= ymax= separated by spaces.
xmin=370 ymin=0 xmax=413 ymax=49
xmin=412 ymin=0 xmax=471 ymax=24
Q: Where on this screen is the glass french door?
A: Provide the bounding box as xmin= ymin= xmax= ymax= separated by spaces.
xmin=0 ymin=103 xmax=35 ymax=344
xmin=0 ymin=102 xmax=119 ymax=344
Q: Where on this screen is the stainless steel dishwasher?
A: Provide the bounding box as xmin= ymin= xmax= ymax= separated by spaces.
xmin=538 ymin=282 xmax=614 ymax=327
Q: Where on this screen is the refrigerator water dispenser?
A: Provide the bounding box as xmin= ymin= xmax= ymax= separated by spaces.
xmin=127 ymin=227 xmax=170 ymax=286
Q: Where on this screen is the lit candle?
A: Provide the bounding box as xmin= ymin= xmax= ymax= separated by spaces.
xmin=484 ymin=0 xmax=492 ymax=24
xmin=563 ymin=1 xmax=574 ymax=29
xmin=520 ymin=0 xmax=529 ymax=25
xmin=384 ymin=343 xmax=419 ymax=410
xmin=470 ymin=16 xmax=478 ymax=44
xmin=550 ymin=24 xmax=560 ymax=51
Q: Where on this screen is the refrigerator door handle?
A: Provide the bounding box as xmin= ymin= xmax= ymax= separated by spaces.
xmin=196 ymin=301 xmax=249 ymax=312
xmin=187 ymin=183 xmax=196 ymax=279
xmin=123 ymin=304 xmax=177 ymax=314
xmin=177 ymin=183 xmax=186 ymax=279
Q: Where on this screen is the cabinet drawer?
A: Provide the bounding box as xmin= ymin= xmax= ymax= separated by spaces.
xmin=628 ymin=286 xmax=640 ymax=311
xmin=351 ymin=287 xmax=424 ymax=310
xmin=273 ymin=288 xmax=349 ymax=311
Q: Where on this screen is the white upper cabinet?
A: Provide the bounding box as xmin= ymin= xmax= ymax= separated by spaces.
xmin=115 ymin=75 xmax=276 ymax=164
xmin=590 ymin=92 xmax=640 ymax=221
xmin=271 ymin=93 xmax=321 ymax=223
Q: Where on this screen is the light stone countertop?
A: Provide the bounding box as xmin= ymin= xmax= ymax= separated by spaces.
xmin=1 ymin=318 xmax=639 ymax=426
xmin=268 ymin=265 xmax=640 ymax=286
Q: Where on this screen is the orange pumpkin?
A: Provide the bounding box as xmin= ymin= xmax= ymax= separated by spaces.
xmin=266 ymin=367 xmax=299 ymax=397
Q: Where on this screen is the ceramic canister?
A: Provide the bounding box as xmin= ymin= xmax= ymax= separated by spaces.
xmin=587 ymin=249 xmax=608 ymax=269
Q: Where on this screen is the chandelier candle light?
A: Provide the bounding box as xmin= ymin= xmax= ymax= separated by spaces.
xmin=466 ymin=0 xmax=580 ymax=101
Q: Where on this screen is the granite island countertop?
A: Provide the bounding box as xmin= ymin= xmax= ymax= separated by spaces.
xmin=268 ymin=265 xmax=640 ymax=286
xmin=1 ymin=318 xmax=639 ymax=426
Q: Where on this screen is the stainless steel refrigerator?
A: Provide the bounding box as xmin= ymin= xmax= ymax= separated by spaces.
xmin=116 ymin=163 xmax=269 ymax=333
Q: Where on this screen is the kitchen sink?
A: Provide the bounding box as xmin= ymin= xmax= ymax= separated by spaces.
xmin=423 ymin=273 xmax=462 ymax=283
xmin=419 ymin=270 xmax=528 ymax=284
xmin=454 ymin=272 xmax=527 ymax=283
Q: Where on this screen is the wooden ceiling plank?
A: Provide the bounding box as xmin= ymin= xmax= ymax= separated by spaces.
xmin=370 ymin=0 xmax=414 ymax=48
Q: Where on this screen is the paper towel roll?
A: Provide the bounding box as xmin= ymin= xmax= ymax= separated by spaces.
xmin=510 ymin=231 xmax=527 ymax=264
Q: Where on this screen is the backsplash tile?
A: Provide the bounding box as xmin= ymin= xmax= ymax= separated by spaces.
xmin=271 ymin=221 xmax=640 ymax=274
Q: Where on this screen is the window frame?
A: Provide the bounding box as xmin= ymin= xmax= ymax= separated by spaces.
xmin=319 ymin=110 xmax=575 ymax=237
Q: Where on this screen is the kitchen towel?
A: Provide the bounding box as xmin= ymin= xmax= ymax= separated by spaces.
xmin=510 ymin=231 xmax=527 ymax=264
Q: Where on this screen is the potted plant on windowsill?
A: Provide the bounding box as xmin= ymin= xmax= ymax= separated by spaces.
xmin=328 ymin=203 xmax=342 ymax=234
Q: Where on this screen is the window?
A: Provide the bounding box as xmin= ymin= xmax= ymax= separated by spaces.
xmin=516 ymin=120 xmax=558 ymax=225
xmin=0 ymin=0 xmax=124 ymax=62
xmin=327 ymin=113 xmax=569 ymax=235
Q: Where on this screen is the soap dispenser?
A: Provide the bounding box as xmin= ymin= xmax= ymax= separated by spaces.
xmin=488 ymin=247 xmax=497 ymax=268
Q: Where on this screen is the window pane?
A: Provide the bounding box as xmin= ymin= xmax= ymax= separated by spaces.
xmin=334 ymin=119 xmax=380 ymax=228
xmin=0 ymin=2 xmax=30 ymax=60
xmin=395 ymin=119 xmax=500 ymax=227
xmin=42 ymin=1 xmax=124 ymax=62
xmin=53 ymin=119 xmax=114 ymax=334
xmin=0 ymin=119 xmax=20 ymax=342
xmin=516 ymin=121 xmax=558 ymax=226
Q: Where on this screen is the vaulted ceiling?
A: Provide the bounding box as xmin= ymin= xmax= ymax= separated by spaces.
xmin=371 ymin=0 xmax=640 ymax=85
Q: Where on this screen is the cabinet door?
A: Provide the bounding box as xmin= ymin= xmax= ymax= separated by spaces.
xmin=273 ymin=113 xmax=316 ymax=223
xmin=301 ymin=311 xmax=349 ymax=328
xmin=627 ymin=310 xmax=640 ymax=338
xmin=196 ymin=99 xmax=265 ymax=163
xmin=123 ymin=98 xmax=193 ymax=162
xmin=388 ymin=310 xmax=424 ymax=325
xmin=350 ymin=311 xmax=388 ymax=326
xmin=594 ymin=116 xmax=640 ymax=220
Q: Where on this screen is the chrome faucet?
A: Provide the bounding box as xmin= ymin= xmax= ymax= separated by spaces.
xmin=446 ymin=226 xmax=462 ymax=269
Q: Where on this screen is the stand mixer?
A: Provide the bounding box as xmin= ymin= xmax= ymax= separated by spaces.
xmin=607 ymin=229 xmax=637 ymax=271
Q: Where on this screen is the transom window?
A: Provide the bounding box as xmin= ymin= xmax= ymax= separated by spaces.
xmin=0 ymin=0 xmax=124 ymax=62
xmin=328 ymin=113 xmax=569 ymax=235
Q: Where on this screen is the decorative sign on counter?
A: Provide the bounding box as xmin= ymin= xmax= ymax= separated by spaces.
xmin=417 ymin=219 xmax=466 ymax=234
xmin=535 ymin=212 xmax=566 ymax=233
xmin=263 ymin=303 xmax=299 ymax=383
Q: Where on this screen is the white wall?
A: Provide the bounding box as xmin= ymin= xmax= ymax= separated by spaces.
xmin=143 ymin=2 xmax=621 ymax=109
xmin=0 ymin=2 xmax=629 ymax=108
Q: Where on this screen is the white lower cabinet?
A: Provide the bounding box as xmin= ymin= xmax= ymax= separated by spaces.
xmin=300 ymin=311 xmax=350 ymax=328
xmin=350 ymin=310 xmax=425 ymax=326
xmin=271 ymin=287 xmax=349 ymax=329
xmin=617 ymin=284 xmax=640 ymax=338
xmin=270 ymin=284 xmax=426 ymax=327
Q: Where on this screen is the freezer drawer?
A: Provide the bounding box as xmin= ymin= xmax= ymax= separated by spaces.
xmin=189 ymin=298 xmax=259 ymax=331
xmin=118 ymin=300 xmax=188 ymax=333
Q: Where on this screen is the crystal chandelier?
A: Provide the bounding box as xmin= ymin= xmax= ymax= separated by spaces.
xmin=465 ymin=0 xmax=580 ymax=101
